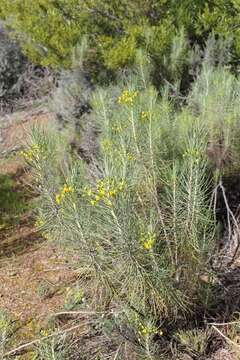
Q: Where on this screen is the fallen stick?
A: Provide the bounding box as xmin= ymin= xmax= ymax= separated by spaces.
xmin=52 ymin=310 xmax=99 ymax=317
xmin=209 ymin=320 xmax=240 ymax=326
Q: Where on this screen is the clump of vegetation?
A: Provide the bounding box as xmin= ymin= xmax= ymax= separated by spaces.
xmin=2 ymin=3 xmax=240 ymax=359
xmin=50 ymin=39 xmax=92 ymax=131
xmin=33 ymin=334 xmax=68 ymax=360
xmin=0 ymin=29 xmax=26 ymax=100
xmin=1 ymin=1 xmax=239 ymax=87
xmin=25 ymin=47 xmax=240 ymax=357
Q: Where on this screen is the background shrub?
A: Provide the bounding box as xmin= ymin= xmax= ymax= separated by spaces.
xmin=0 ymin=1 xmax=239 ymax=88
xmin=0 ymin=27 xmax=26 ymax=100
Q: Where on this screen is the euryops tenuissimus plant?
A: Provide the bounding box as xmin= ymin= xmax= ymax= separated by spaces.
xmin=26 ymin=51 xmax=240 ymax=357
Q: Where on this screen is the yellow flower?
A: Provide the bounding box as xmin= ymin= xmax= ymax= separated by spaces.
xmin=140 ymin=231 xmax=156 ymax=250
xmin=98 ymin=189 xmax=105 ymax=197
xmin=35 ymin=218 xmax=44 ymax=227
xmin=127 ymin=153 xmax=135 ymax=161
xmin=138 ymin=323 xmax=159 ymax=337
xmin=139 ymin=327 xmax=148 ymax=335
xmin=143 ymin=240 xmax=151 ymax=249
xmin=43 ymin=232 xmax=51 ymax=240
xmin=85 ymin=178 xmax=126 ymax=207
xmin=41 ymin=329 xmax=49 ymax=337
xmin=55 ymin=183 xmax=74 ymax=205
xmin=108 ymin=190 xmax=116 ymax=197
xmin=117 ymin=89 xmax=139 ymax=105
xmin=55 ymin=193 xmax=61 ymax=205
xmin=140 ymin=111 xmax=150 ymax=121
xmin=62 ymin=184 xmax=73 ymax=194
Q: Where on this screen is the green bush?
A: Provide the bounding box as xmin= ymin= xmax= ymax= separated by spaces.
xmin=0 ymin=1 xmax=239 ymax=85
xmin=26 ymin=54 xmax=240 ymax=355
xmin=26 ymin=51 xmax=240 ymax=356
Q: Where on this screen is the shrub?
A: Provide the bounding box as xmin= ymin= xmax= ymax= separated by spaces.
xmin=30 ymin=55 xmax=240 ymax=356
xmin=0 ymin=0 xmax=239 ymax=87
xmin=0 ymin=28 xmax=26 ymax=99
xmin=50 ymin=39 xmax=92 ymax=129
xmin=25 ymin=30 xmax=240 ymax=351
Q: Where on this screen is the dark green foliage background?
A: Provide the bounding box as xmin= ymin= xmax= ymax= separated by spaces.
xmin=0 ymin=0 xmax=239 ymax=85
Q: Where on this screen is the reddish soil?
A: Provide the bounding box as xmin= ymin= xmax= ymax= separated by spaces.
xmin=0 ymin=110 xmax=78 ymax=356
xmin=0 ymin=110 xmax=54 ymax=154
xmin=0 ymin=244 xmax=77 ymax=322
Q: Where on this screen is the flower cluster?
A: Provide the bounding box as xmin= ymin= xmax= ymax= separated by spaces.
xmin=35 ymin=217 xmax=44 ymax=228
xmin=55 ymin=184 xmax=74 ymax=205
xmin=140 ymin=231 xmax=156 ymax=250
xmin=140 ymin=111 xmax=150 ymax=121
xmin=20 ymin=144 xmax=45 ymax=162
xmin=82 ymin=178 xmax=125 ymax=207
xmin=138 ymin=323 xmax=162 ymax=337
xmin=117 ymin=89 xmax=139 ymax=105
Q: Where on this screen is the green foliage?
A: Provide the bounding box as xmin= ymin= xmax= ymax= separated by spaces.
xmin=27 ymin=59 xmax=214 ymax=316
xmin=0 ymin=0 xmax=239 ymax=83
xmin=174 ymin=328 xmax=209 ymax=357
xmin=24 ymin=44 xmax=240 ymax=357
xmin=102 ymin=31 xmax=137 ymax=70
xmin=64 ymin=286 xmax=85 ymax=310
xmin=0 ymin=0 xmax=84 ymax=68
xmin=33 ymin=335 xmax=67 ymax=360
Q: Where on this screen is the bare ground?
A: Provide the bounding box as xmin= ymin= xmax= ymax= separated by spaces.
xmin=0 ymin=111 xmax=79 ymax=357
